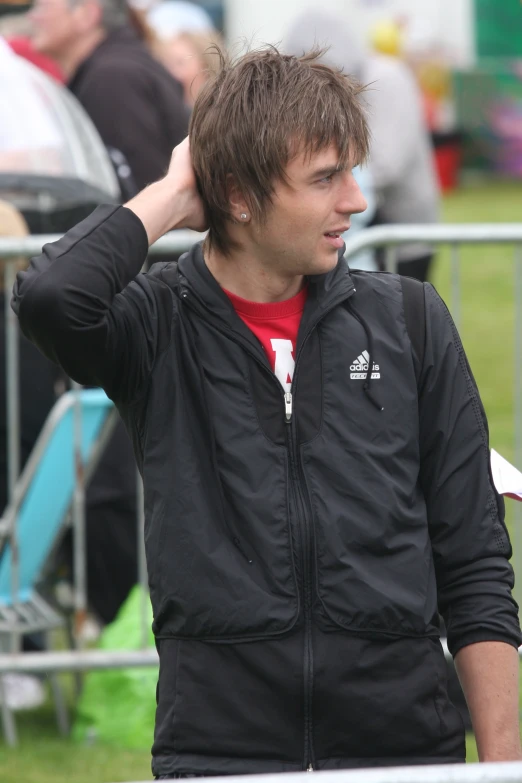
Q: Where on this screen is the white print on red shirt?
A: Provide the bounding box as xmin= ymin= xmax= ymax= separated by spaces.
xmin=270 ymin=338 xmax=295 ymax=393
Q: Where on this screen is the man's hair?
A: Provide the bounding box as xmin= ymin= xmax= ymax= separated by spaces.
xmin=189 ymin=46 xmax=370 ymax=256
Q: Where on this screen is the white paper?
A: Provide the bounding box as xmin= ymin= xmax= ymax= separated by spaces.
xmin=491 ymin=449 xmax=522 ymax=502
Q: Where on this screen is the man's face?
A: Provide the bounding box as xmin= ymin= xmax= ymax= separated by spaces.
xmin=31 ymin=0 xmax=84 ymax=58
xmin=248 ymin=144 xmax=367 ymax=277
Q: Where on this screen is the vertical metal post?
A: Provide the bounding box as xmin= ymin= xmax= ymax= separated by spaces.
xmin=4 ymin=260 xmax=21 ymax=655
xmin=450 ymin=243 xmax=462 ymax=331
xmin=0 ymin=675 xmax=17 ymax=746
xmin=514 ymin=244 xmax=522 ymax=609
xmin=72 ymin=381 xmax=87 ymax=648
xmin=384 ymin=245 xmax=398 ymax=274
xmin=137 ymin=469 xmax=148 ymax=649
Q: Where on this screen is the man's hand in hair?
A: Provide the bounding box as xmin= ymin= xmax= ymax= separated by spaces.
xmin=125 ymin=137 xmax=207 ymax=246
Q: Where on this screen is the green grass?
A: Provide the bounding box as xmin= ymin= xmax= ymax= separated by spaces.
xmin=433 ymin=180 xmax=521 ymax=463
xmin=0 ymin=702 xmax=152 ymax=783
xmin=0 ymin=180 xmax=520 ymax=780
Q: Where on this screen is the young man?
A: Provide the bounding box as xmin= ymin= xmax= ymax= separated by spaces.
xmin=12 ymin=49 xmax=522 ymax=776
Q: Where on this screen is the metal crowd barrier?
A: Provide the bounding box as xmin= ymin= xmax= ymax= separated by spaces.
xmin=0 ymin=223 xmax=521 ymax=682
xmin=0 ymin=229 xmax=203 ymax=673
xmin=122 ymin=760 xmax=522 ymax=783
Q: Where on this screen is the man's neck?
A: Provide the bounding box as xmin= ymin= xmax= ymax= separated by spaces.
xmin=59 ymin=28 xmax=107 ymax=78
xmin=204 ymin=244 xmax=304 ymax=304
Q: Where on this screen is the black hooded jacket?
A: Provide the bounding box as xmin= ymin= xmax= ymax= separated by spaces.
xmin=12 ymin=205 xmax=521 ymax=775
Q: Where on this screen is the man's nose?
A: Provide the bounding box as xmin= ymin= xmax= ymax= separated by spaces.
xmin=338 ymin=176 xmax=368 ymax=216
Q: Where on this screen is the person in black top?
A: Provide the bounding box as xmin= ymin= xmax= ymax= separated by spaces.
xmin=13 ymin=49 xmax=522 ymax=775
xmin=31 ymin=0 xmax=190 ymax=191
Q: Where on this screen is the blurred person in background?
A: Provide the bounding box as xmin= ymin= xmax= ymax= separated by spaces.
xmin=146 ymin=0 xmax=222 ymax=107
xmin=152 ymin=29 xmax=223 ymax=107
xmin=0 ymin=3 xmax=64 ymax=80
xmin=0 ymin=35 xmax=64 ymax=171
xmin=343 ymin=164 xmax=377 ymax=271
xmin=30 ymin=0 xmax=190 ymax=192
xmin=286 ymin=11 xmax=440 ymax=283
xmin=147 ymin=0 xmax=214 ymax=39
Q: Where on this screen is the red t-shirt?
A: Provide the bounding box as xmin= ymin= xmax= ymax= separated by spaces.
xmin=224 ymin=286 xmax=308 ymax=392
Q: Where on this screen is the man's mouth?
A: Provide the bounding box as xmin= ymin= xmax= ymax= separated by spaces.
xmin=324 ymin=226 xmax=350 ymax=238
xmin=323 ymin=232 xmax=346 ymax=249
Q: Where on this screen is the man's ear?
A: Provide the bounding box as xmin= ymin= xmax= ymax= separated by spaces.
xmin=226 ymin=175 xmax=250 ymax=223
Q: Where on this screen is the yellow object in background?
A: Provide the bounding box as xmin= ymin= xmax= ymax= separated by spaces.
xmin=370 ymin=20 xmax=403 ymax=57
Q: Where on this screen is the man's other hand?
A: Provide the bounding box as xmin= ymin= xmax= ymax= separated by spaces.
xmin=164 ymin=137 xmax=207 ymax=233
xmin=125 ymin=137 xmax=207 ymax=245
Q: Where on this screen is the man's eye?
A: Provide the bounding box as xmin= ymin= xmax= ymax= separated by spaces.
xmin=320 ymin=175 xmax=333 ymax=184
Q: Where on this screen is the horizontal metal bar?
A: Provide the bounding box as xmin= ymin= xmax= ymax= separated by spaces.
xmin=0 ymin=229 xmax=205 ymax=259
xmin=122 ymin=761 xmax=522 ymax=783
xmin=0 ymin=640 xmax=519 ymax=675
xmin=343 ymin=223 xmax=522 ymax=258
xmin=1 ymin=224 xmax=521 ymax=263
xmin=0 ymin=647 xmax=158 ymax=673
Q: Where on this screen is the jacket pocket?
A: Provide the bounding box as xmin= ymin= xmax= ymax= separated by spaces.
xmin=305 ymin=448 xmax=436 ymax=634
xmin=150 ymin=452 xmax=299 ymax=640
xmin=163 ymin=635 xmax=304 ymax=762
xmin=313 ymin=631 xmax=464 ymax=760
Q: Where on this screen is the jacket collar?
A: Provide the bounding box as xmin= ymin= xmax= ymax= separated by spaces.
xmin=177 ymin=241 xmax=355 ymax=332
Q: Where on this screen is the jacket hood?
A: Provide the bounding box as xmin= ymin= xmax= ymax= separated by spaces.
xmin=284 ymin=11 xmax=367 ymax=80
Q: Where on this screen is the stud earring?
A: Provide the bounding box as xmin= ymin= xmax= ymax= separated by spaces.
xmin=240 ymin=213 xmax=247 ymax=220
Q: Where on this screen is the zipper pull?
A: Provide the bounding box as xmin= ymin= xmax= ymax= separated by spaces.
xmin=284 ymin=391 xmax=293 ymax=423
xmin=307 ymin=764 xmax=314 ymax=772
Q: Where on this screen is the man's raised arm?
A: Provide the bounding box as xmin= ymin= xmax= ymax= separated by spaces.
xmin=11 ymin=139 xmax=206 ymax=401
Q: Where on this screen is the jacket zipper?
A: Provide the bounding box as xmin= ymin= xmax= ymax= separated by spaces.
xmin=181 ymin=285 xmax=355 ymax=771
xmin=286 ymin=411 xmax=314 ymax=769
xmin=285 ymin=330 xmax=316 ymax=770
xmin=285 ymin=291 xmax=355 ymax=772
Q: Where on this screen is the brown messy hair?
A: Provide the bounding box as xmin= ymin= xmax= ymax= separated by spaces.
xmin=189 ymin=46 xmax=370 ymax=256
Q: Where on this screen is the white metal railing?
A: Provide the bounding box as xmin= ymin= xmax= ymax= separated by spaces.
xmin=120 ymin=761 xmax=522 ymax=783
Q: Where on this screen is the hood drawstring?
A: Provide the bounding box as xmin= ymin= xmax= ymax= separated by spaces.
xmin=346 ymin=300 xmax=384 ymax=412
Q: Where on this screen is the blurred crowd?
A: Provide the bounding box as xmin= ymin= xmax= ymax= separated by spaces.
xmin=0 ymin=0 xmax=443 ymax=710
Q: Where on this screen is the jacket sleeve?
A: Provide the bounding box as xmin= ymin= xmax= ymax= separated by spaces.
xmin=11 ymin=204 xmax=172 ymax=403
xmin=418 ymin=283 xmax=521 ymax=657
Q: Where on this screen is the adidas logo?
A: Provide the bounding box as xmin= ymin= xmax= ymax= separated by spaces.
xmin=350 ymin=350 xmax=381 ymax=380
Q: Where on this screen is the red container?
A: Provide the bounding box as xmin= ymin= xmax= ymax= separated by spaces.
xmin=432 ymin=133 xmax=462 ymax=191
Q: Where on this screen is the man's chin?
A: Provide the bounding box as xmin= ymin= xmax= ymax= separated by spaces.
xmin=304 ymin=251 xmax=340 ymax=277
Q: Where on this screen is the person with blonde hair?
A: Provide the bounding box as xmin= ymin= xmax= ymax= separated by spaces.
xmin=154 ymin=28 xmax=223 ymax=106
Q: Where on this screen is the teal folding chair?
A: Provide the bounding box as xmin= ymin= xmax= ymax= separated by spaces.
xmin=0 ymin=388 xmax=117 ymax=745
